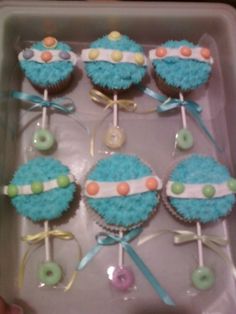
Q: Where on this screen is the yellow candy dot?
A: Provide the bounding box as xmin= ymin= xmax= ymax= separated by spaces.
xmin=134 ymin=53 xmax=145 ymax=65
xmin=108 ymin=31 xmax=122 ymax=41
xmin=111 ymin=50 xmax=123 ymax=62
xmin=88 ymin=49 xmax=99 ymax=60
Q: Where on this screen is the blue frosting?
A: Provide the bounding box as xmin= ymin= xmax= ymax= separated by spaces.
xmin=85 ymin=34 xmax=147 ymax=90
xmin=86 ymin=154 xmax=158 ymax=228
xmin=19 ymin=41 xmax=74 ymax=88
xmin=152 ymin=40 xmax=212 ymax=91
xmin=11 ymin=157 xmax=75 ymax=222
xmin=169 ymin=155 xmax=235 ymax=223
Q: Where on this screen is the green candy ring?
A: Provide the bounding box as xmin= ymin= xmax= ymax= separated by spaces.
xmin=176 ymin=128 xmax=193 ymax=150
xmin=38 ymin=261 xmax=62 ymax=286
xmin=33 ymin=129 xmax=55 ymax=151
xmin=191 ymin=266 xmax=215 ymax=290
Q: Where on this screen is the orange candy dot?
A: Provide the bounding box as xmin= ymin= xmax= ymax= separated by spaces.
xmin=41 ymin=51 xmax=53 ymax=62
xmin=201 ymin=48 xmax=211 ymax=59
xmin=155 ymin=47 xmax=167 ymax=58
xmin=145 ymin=177 xmax=158 ymax=191
xmin=180 ymin=46 xmax=192 ymax=57
xmin=117 ymin=182 xmax=130 ymax=196
xmin=43 ymin=36 xmax=57 ymax=48
xmin=86 ymin=182 xmax=100 ymax=196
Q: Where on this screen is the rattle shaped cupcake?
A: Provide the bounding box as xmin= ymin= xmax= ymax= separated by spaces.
xmin=18 ymin=36 xmax=77 ymax=153
xmin=164 ymin=154 xmax=236 ymax=290
xmin=82 ymin=31 xmax=147 ymax=151
xmin=79 ymin=154 xmax=175 ymax=306
xmin=149 ymin=40 xmax=216 ymax=151
xmin=4 ymin=157 xmax=79 ymax=289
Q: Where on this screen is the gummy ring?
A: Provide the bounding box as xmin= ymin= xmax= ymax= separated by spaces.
xmin=33 ymin=129 xmax=55 ymax=151
xmin=38 ymin=261 xmax=62 ymax=286
xmin=191 ymin=266 xmax=215 ymax=290
xmin=176 ymin=128 xmax=193 ymax=150
xmin=111 ymin=266 xmax=135 ymax=291
xmin=104 ymin=126 xmax=126 ymax=149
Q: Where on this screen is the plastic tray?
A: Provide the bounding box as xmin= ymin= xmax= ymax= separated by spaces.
xmin=1 ymin=1 xmax=236 ymax=313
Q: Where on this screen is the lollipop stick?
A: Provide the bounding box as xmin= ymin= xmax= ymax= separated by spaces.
xmin=44 ymin=220 xmax=51 ymax=262
xmin=179 ymin=92 xmax=187 ymax=129
xmin=118 ymin=230 xmax=124 ymax=267
xmin=196 ymin=222 xmax=204 ymax=267
xmin=42 ymin=89 xmax=48 ymax=129
xmin=113 ymin=92 xmax=118 ymax=128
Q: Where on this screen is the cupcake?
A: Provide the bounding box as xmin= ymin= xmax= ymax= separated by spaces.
xmin=18 ymin=36 xmax=78 ymax=94
xmin=81 ymin=31 xmax=147 ymax=92
xmin=84 ymin=153 xmax=162 ymax=231
xmin=5 ymin=156 xmax=76 ymax=221
xmin=163 ymin=154 xmax=236 ymax=223
xmin=149 ymin=40 xmax=213 ymax=97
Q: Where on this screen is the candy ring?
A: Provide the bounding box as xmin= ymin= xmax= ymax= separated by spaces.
xmin=38 ymin=261 xmax=62 ymax=286
xmin=33 ymin=129 xmax=55 ymax=151
xmin=176 ymin=128 xmax=193 ymax=150
xmin=191 ymin=266 xmax=215 ymax=290
xmin=104 ymin=126 xmax=126 ymax=149
xmin=111 ymin=266 xmax=135 ymax=291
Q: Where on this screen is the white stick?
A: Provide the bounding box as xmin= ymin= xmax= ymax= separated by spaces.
xmin=42 ymin=89 xmax=48 ymax=129
xmin=179 ymin=92 xmax=187 ymax=129
xmin=118 ymin=230 xmax=124 ymax=267
xmin=44 ymin=220 xmax=51 ymax=262
xmin=196 ymin=222 xmax=204 ymax=267
xmin=113 ymin=92 xmax=118 ymax=128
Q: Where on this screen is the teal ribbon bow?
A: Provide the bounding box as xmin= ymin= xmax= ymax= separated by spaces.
xmin=158 ymin=97 xmax=222 ymax=151
xmin=78 ymin=228 xmax=175 ymax=306
xmin=9 ymin=91 xmax=75 ymax=114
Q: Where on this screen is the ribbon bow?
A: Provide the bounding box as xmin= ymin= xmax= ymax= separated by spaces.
xmin=19 ymin=229 xmax=81 ymax=291
xmin=89 ymin=89 xmax=137 ymax=112
xmin=78 ymin=227 xmax=175 ymax=306
xmin=138 ymin=229 xmax=236 ymax=279
xmin=158 ymin=97 xmax=222 ymax=151
xmin=22 ymin=229 xmax=75 ymax=244
xmin=10 ymin=91 xmax=75 ymax=114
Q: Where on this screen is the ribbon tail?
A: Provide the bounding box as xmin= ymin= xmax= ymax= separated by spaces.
xmin=64 ymin=271 xmax=78 ymax=292
xmin=123 ymin=243 xmax=175 ymax=306
xmin=138 ymin=230 xmax=172 ymax=246
xmin=186 ymin=106 xmax=223 ymax=152
xmin=77 ymin=244 xmax=102 ymax=271
xmin=138 ymin=85 xmax=167 ymax=102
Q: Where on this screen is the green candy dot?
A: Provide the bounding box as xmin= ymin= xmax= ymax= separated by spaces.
xmin=171 ymin=182 xmax=185 ymax=195
xmin=31 ymin=181 xmax=44 ymax=194
xmin=38 ymin=262 xmax=62 ymax=286
xmin=227 ymin=178 xmax=236 ymax=192
xmin=202 ymin=185 xmax=215 ymax=198
xmin=192 ymin=266 xmax=215 ymax=290
xmin=57 ymin=175 xmax=70 ymax=188
xmin=7 ymin=184 xmax=18 ymax=197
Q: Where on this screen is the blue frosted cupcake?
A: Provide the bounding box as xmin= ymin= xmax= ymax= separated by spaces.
xmin=84 ymin=154 xmax=162 ymax=231
xmin=81 ymin=31 xmax=147 ymax=92
xmin=18 ymin=36 xmax=78 ymax=94
xmin=5 ymin=157 xmax=76 ymax=221
xmin=149 ymin=40 xmax=213 ymax=97
xmin=164 ymin=154 xmax=236 ymax=223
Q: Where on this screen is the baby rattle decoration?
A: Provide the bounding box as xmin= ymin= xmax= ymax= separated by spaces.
xmin=81 ymin=31 xmax=147 ymax=152
xmin=4 ymin=157 xmax=80 ymax=290
xmin=78 ymin=154 xmax=175 ymax=306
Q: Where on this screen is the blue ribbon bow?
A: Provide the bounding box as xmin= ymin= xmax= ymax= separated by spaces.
xmin=78 ymin=228 xmax=175 ymax=306
xmin=139 ymin=86 xmax=222 ymax=152
xmin=9 ymin=91 xmax=75 ymax=114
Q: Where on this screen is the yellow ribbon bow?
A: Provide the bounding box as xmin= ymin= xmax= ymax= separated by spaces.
xmin=19 ymin=229 xmax=81 ymax=291
xmin=138 ymin=229 xmax=236 ymax=279
xmin=89 ymin=89 xmax=137 ymax=112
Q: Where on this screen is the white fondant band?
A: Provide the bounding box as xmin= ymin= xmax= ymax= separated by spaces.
xmin=166 ymin=181 xmax=234 ymax=199
xmin=4 ymin=174 xmax=74 ymax=196
xmin=81 ymin=48 xmax=147 ymax=66
xmin=149 ymin=47 xmax=213 ymax=64
xmin=85 ymin=175 xmax=162 ymax=198
xmin=18 ymin=49 xmax=78 ymax=65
